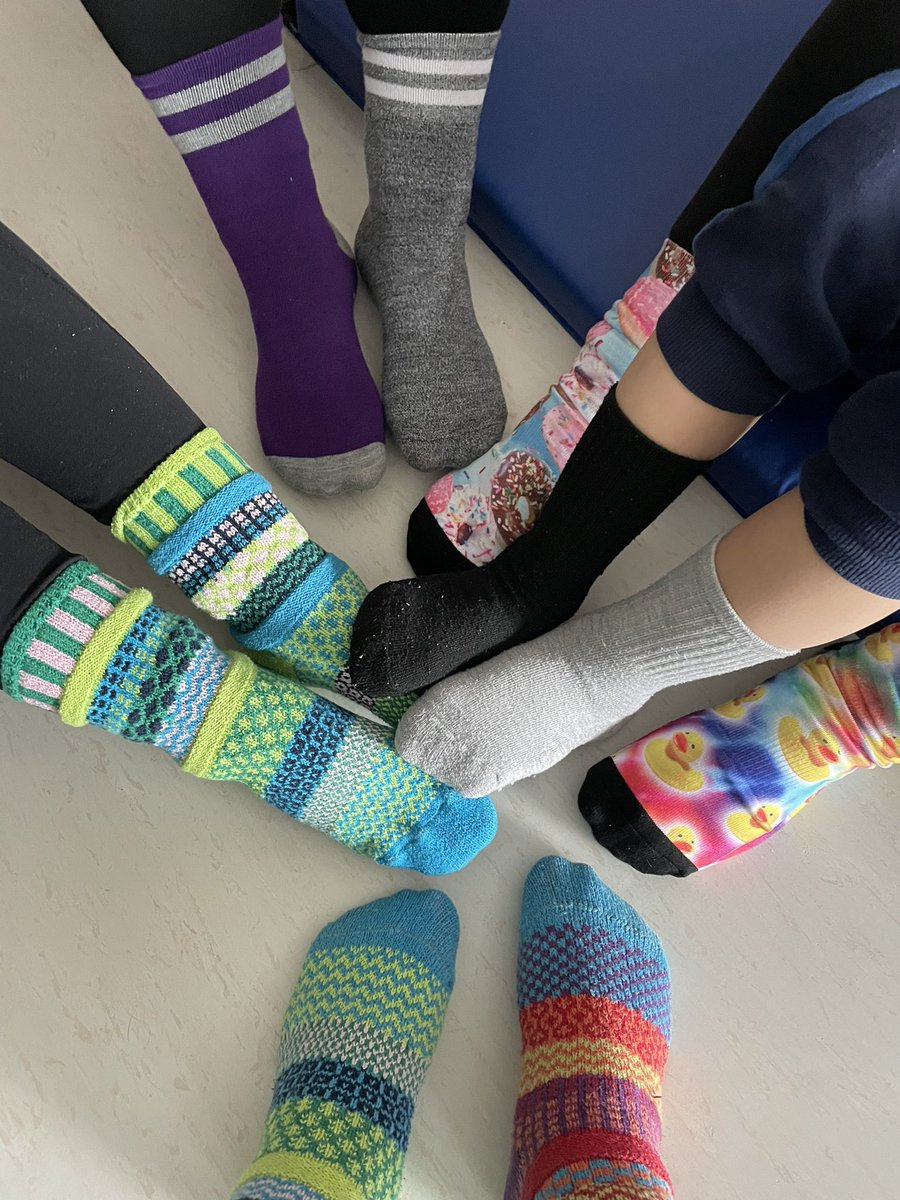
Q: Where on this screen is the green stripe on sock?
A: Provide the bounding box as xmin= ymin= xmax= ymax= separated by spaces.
xmin=180 ymin=462 xmax=218 ymax=501
xmin=153 ymin=487 xmax=192 ymax=525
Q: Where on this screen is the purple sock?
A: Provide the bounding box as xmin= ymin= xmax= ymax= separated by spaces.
xmin=134 ymin=19 xmax=385 ymax=496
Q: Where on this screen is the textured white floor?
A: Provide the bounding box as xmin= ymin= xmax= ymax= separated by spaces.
xmin=1 ymin=6 xmax=899 ymax=1199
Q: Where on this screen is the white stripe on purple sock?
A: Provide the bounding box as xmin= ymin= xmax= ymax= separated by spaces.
xmin=147 ymin=46 xmax=286 ymax=117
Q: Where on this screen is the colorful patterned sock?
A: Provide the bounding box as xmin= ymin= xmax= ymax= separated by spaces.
xmin=133 ymin=19 xmax=385 ymax=496
xmin=111 ymin=428 xmax=411 ymax=727
xmin=506 ymin=857 xmax=673 ymax=1200
xmin=356 ymin=31 xmax=506 ymax=472
xmin=231 ymin=888 xmax=458 ymax=1200
xmin=580 ymin=621 xmax=900 ymax=876
xmin=1 ymin=561 xmax=495 ymax=875
xmin=407 ymin=239 xmax=695 ymax=574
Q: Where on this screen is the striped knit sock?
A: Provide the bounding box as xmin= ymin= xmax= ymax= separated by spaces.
xmin=133 ymin=18 xmax=385 ymax=496
xmin=111 ymin=428 xmax=411 ymax=727
xmin=231 ymin=888 xmax=458 ymax=1200
xmin=507 ymin=857 xmax=674 ymax=1200
xmin=1 ymin=562 xmax=495 ymax=875
xmin=355 ymin=31 xmax=506 ymax=472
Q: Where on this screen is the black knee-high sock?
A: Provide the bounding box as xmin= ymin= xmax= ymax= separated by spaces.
xmin=0 ymin=224 xmax=203 ymax=524
xmin=80 ymin=0 xmax=280 ymax=75
xmin=670 ymin=0 xmax=900 ymax=247
xmin=349 ymin=386 xmax=702 ymax=696
xmin=344 ymin=0 xmax=511 ymax=35
xmin=0 ymin=504 xmax=79 ymax=651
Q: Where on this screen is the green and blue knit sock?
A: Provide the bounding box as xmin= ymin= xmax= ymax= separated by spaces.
xmin=0 ymin=561 xmax=495 ymax=875
xmin=232 ymin=888 xmax=459 ymax=1200
xmin=111 ymin=429 xmax=411 ymax=726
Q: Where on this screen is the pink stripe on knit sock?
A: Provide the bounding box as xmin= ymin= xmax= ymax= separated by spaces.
xmin=19 ymin=671 xmax=63 ymax=699
xmin=23 ymin=697 xmax=54 ymax=711
xmin=28 ymin=639 xmax=75 ymax=674
xmin=47 ymin=608 xmax=94 ymax=644
xmin=70 ymin=586 xmax=114 ymax=617
xmin=88 ymin=573 xmax=127 ymax=599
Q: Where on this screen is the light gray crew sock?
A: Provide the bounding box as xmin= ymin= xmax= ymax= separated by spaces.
xmin=355 ymin=31 xmax=507 ymax=471
xmin=395 ymin=539 xmax=794 ymax=796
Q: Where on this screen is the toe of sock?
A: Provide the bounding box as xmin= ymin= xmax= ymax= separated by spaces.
xmin=578 ymin=757 xmax=697 ymax=878
xmin=381 ymin=787 xmax=497 ymax=875
xmin=521 ymin=855 xmax=669 ymax=976
xmin=406 ymin=498 xmax=477 ymax=576
xmin=267 ymin=443 xmax=386 ymax=496
xmin=395 ymin=700 xmax=503 ymax=798
xmin=315 ymin=888 xmax=460 ymax=987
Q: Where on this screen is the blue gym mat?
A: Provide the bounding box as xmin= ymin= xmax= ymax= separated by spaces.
xmin=289 ymin=0 xmax=840 ymax=516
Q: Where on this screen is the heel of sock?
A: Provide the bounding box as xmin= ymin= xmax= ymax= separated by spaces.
xmin=578 ymin=759 xmax=697 ymax=877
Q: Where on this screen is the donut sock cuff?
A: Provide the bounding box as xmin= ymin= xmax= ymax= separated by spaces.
xmin=579 ymin=758 xmax=697 ymax=878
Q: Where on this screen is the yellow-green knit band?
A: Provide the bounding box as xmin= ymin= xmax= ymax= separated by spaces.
xmin=58 ymin=588 xmax=153 ymax=727
xmin=234 ymin=1153 xmax=363 ymax=1200
xmin=111 ymin=428 xmax=249 ymax=555
xmin=182 ymin=651 xmax=256 ymax=779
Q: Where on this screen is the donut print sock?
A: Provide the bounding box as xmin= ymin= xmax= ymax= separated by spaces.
xmin=1 ymin=562 xmax=496 ymax=875
xmin=112 ymin=428 xmax=411 ymax=727
xmin=350 ymin=388 xmax=704 ymax=698
xmin=355 ymin=32 xmax=506 ymax=472
xmin=231 ymin=889 xmax=458 ymax=1200
xmin=133 ymin=19 xmax=385 ymax=496
xmin=506 ymin=857 xmax=673 ymax=1200
xmin=407 ymin=239 xmax=695 ymax=574
xmin=580 ymin=621 xmax=900 ymax=876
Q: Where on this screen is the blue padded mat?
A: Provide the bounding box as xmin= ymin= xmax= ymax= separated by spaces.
xmin=289 ymin=0 xmax=837 ymax=516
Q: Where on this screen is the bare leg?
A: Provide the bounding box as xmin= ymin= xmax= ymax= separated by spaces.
xmin=617 ymin=333 xmax=758 ymax=459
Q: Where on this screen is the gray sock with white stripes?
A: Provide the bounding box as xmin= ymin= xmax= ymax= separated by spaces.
xmin=356 ymin=31 xmax=507 ymax=472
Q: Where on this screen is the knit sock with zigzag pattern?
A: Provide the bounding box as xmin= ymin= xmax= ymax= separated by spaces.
xmin=0 ymin=560 xmax=495 ymax=875
xmin=506 ymin=857 xmax=674 ymax=1200
xmin=111 ymin=428 xmax=411 ymax=726
xmin=231 ymin=888 xmax=458 ymax=1200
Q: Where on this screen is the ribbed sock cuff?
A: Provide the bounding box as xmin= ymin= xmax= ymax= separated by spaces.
xmin=111 ymin=429 xmax=250 ymax=556
xmin=360 ymin=30 xmax=499 ymax=109
xmin=656 ymin=276 xmax=786 ymax=416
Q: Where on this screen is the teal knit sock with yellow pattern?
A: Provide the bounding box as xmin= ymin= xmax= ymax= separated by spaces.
xmin=232 ymin=888 xmax=458 ymax=1200
xmin=0 ymin=561 xmax=495 ymax=875
xmin=111 ymin=429 xmax=411 ymax=726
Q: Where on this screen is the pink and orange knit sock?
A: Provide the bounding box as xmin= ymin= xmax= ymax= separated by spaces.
xmin=506 ymin=857 xmax=674 ymax=1200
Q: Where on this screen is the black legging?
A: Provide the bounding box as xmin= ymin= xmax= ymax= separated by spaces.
xmin=2 ymin=0 xmax=898 ymax=646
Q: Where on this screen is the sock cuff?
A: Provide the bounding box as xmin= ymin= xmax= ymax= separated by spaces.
xmin=0 ymin=562 xmax=129 ymax=708
xmin=360 ymin=30 xmax=499 ymax=108
xmin=133 ymin=20 xmax=294 ymax=157
xmin=112 ymin=429 xmax=250 ymax=555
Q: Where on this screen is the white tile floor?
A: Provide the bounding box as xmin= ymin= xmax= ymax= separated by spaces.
xmin=1 ymin=7 xmax=898 ymax=1199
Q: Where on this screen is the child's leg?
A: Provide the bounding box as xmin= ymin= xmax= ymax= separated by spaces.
xmin=408 ymin=0 xmax=900 ymax=574
xmin=0 ymin=510 xmax=495 ymax=875
xmin=506 ymin=858 xmax=673 ymax=1200
xmin=231 ymin=889 xmax=458 ymax=1200
xmin=0 ymin=225 xmax=405 ymax=723
xmin=350 ymin=80 xmax=900 ymax=699
xmin=81 ymin=0 xmax=385 ymax=495
xmin=581 ymin=612 xmax=900 ymax=876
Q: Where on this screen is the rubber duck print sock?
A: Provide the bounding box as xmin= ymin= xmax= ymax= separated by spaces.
xmin=133 ymin=18 xmax=385 ymax=496
xmin=395 ymin=540 xmax=792 ymax=797
xmin=506 ymin=857 xmax=674 ymax=1200
xmin=407 ymin=239 xmax=695 ymax=575
xmin=579 ymin=619 xmax=900 ymax=876
xmin=349 ymin=387 xmax=704 ymax=698
xmin=0 ymin=561 xmax=496 ymax=875
xmin=355 ymin=31 xmax=506 ymax=472
xmin=112 ymin=428 xmax=411 ymax=727
xmin=231 ymin=888 xmax=458 ymax=1200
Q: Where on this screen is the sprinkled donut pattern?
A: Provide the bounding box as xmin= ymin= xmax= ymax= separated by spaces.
xmin=424 ymin=238 xmax=695 ymax=565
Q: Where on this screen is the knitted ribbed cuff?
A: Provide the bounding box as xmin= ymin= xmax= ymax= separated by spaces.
xmin=802 ymin=450 xmax=900 ymax=601
xmin=655 ymin=277 xmax=786 ymax=416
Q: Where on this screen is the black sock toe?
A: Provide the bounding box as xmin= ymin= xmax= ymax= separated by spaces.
xmin=578 ymin=756 xmax=697 ymax=877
